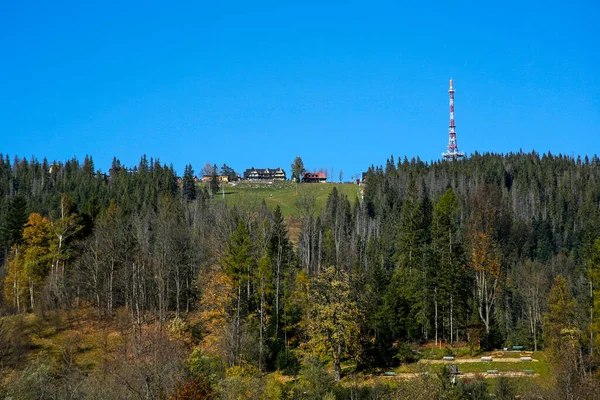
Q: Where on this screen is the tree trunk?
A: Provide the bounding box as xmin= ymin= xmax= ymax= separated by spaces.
xmin=275 ymin=239 xmax=282 ymax=337
xmin=29 ymin=278 xmax=34 ymax=309
xmin=434 ymin=287 xmax=438 ymax=345
xmin=590 ymin=279 xmax=594 ymax=359
xmin=259 ymin=283 xmax=265 ymax=371
xmin=450 ymin=294 xmax=454 ymax=344
xmin=235 ymin=284 xmax=241 ymax=366
xmin=13 ymin=254 xmax=19 ymax=312
xmin=175 ymin=264 xmax=180 ymax=319
xmin=108 ymin=259 xmax=114 ymax=315
xmin=333 ymin=344 xmax=342 ymax=381
xmin=186 ymin=267 xmax=191 ymax=313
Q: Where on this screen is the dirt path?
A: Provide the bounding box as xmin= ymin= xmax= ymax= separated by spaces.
xmin=418 ymin=358 xmax=538 ymax=364
xmin=382 ymin=371 xmax=538 ymax=379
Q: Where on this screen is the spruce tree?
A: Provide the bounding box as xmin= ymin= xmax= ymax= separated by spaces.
xmin=182 ymin=164 xmax=196 ymax=201
xmin=209 ymin=164 xmax=219 ymax=195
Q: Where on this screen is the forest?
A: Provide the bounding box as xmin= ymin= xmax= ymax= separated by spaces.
xmin=1 ymin=151 xmax=600 ymax=399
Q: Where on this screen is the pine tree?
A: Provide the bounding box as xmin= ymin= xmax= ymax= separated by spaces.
xmin=182 ymin=164 xmax=196 ymax=201
xmin=4 ymin=195 xmax=28 ymax=248
xmin=431 ymin=188 xmax=466 ymax=344
xmin=209 ymin=164 xmax=220 ymax=195
xmin=223 ymin=219 xmax=254 ymax=366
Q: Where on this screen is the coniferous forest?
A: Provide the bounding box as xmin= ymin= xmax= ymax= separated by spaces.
xmin=1 ymin=151 xmax=600 ymax=399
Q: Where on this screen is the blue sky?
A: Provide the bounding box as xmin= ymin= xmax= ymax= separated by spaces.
xmin=1 ymin=1 xmax=598 ymax=179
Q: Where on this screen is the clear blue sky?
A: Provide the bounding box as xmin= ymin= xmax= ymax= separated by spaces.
xmin=1 ymin=0 xmax=598 ymax=179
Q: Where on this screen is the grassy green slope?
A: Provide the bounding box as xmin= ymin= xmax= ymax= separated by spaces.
xmin=207 ymin=181 xmax=361 ymax=217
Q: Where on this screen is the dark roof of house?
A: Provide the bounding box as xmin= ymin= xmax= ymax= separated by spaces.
xmin=243 ymin=167 xmax=286 ymax=178
xmin=303 ymin=172 xmax=327 ymax=179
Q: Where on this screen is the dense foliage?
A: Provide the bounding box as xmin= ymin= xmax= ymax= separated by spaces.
xmin=1 ymin=151 xmax=600 ymax=398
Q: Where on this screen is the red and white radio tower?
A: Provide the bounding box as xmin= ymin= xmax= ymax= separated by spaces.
xmin=442 ymin=79 xmax=465 ymax=160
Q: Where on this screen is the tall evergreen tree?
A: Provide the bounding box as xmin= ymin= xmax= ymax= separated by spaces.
xmin=223 ymin=219 xmax=254 ymax=366
xmin=209 ymin=164 xmax=220 ymax=195
xmin=182 ymin=164 xmax=196 ymax=201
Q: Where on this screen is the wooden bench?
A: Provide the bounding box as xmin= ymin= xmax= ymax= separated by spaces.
xmin=491 ymin=351 xmax=504 ymax=357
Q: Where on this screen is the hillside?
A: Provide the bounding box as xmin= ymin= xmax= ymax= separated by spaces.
xmin=207 ymin=181 xmax=361 ymax=218
xmin=1 ymin=152 xmax=600 ymax=399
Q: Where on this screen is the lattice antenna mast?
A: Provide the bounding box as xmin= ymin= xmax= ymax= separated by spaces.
xmin=442 ymin=79 xmax=465 ymax=160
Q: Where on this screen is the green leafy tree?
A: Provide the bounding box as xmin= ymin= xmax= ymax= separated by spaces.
xmin=21 ymin=213 xmax=53 ymax=309
xmin=305 ymin=266 xmax=362 ymax=381
xmin=220 ymin=163 xmax=237 ymax=181
xmin=49 ymin=194 xmax=82 ymax=306
xmin=467 ymin=185 xmax=504 ymax=334
xmin=291 ymin=156 xmax=305 ymax=183
xmin=3 ymin=213 xmax=53 ymax=311
xmin=543 ymin=275 xmax=586 ymax=398
xmin=590 ymin=238 xmax=600 ymax=357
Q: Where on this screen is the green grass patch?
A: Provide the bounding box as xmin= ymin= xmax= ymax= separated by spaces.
xmin=396 ymin=350 xmax=551 ymax=380
xmin=457 ymin=362 xmax=534 ymax=374
xmin=205 ymin=181 xmax=361 ymax=217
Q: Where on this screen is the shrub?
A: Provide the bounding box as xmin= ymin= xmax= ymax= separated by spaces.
xmin=394 ymin=342 xmax=419 ymax=363
xmin=275 ymin=348 xmax=300 ymax=375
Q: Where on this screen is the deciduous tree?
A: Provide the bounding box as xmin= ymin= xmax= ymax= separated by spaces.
xmin=305 ymin=266 xmax=362 ymax=381
xmin=291 ymin=157 xmax=305 ymax=183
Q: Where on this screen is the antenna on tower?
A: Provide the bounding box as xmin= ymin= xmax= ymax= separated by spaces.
xmin=442 ymin=79 xmax=465 ymax=160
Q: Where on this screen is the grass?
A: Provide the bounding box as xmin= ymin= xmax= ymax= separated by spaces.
xmin=7 ymin=309 xmax=126 ymax=373
xmin=392 ymin=349 xmax=551 ymax=385
xmin=203 ymin=181 xmax=361 ymax=217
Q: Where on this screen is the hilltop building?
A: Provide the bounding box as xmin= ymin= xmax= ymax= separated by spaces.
xmin=243 ymin=167 xmax=287 ymax=181
xmin=202 ymin=175 xmax=229 ymax=183
xmin=302 ymin=172 xmax=327 ymax=183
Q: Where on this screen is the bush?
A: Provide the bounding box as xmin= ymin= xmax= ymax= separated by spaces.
xmin=480 ymin=326 xmax=503 ymax=351
xmin=190 ymin=322 xmax=203 ymax=343
xmin=5 ymin=355 xmax=57 ymax=400
xmin=457 ymin=375 xmax=490 ymax=400
xmin=494 ymin=376 xmax=515 ymax=400
xmin=186 ymin=349 xmax=225 ymax=386
xmin=168 ymin=316 xmax=188 ymax=340
xmin=293 ymin=357 xmax=338 ymax=400
xmin=394 ymin=342 xmax=419 ymax=363
xmin=275 ymin=348 xmax=300 ymax=375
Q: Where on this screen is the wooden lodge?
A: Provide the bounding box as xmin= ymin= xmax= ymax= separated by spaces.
xmin=243 ymin=167 xmax=287 ymax=181
xmin=302 ymin=172 xmax=327 ymax=183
